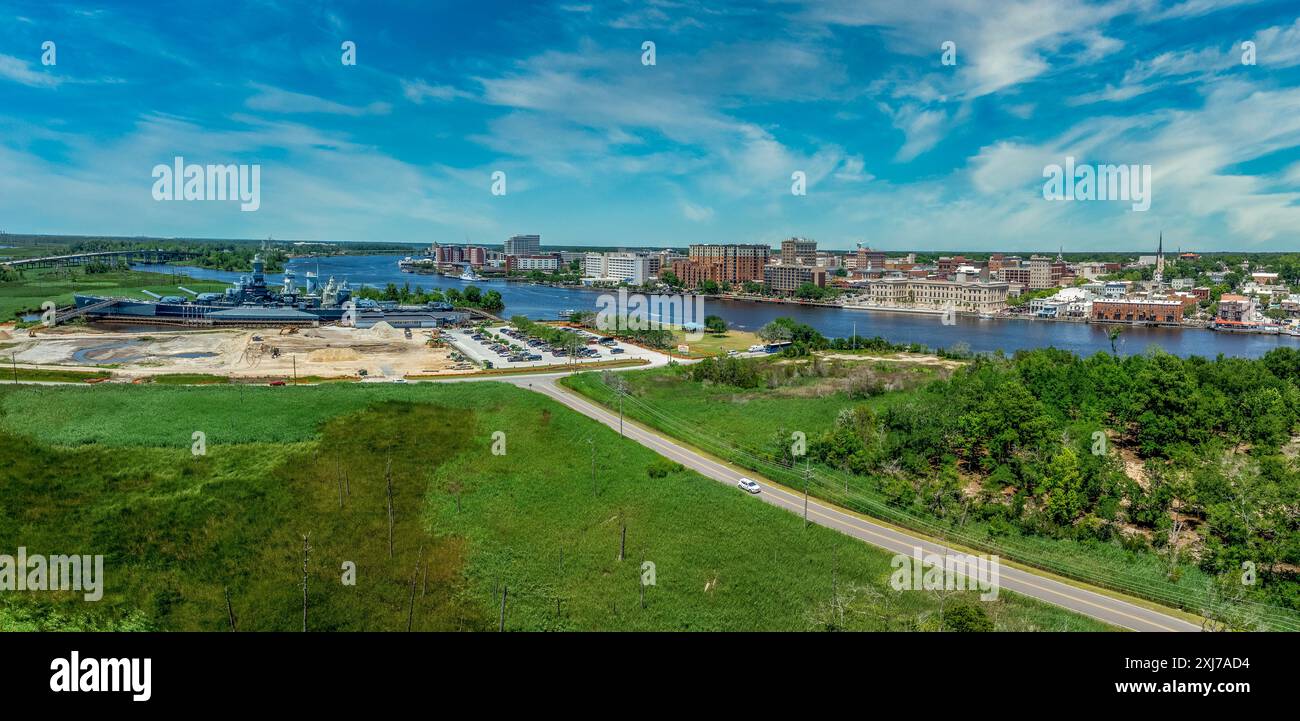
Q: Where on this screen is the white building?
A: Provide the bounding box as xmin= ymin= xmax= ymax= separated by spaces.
xmin=583 ymin=252 xmax=651 ymax=285
xmin=1103 ymin=281 xmax=1131 ymax=298
xmin=1034 ymin=287 xmax=1093 ymax=318
xmin=513 ymin=255 xmax=559 ymax=272
xmin=865 ymin=277 xmax=1009 ymax=313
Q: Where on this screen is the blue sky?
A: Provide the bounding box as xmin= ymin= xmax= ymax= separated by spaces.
xmin=2 ymin=0 xmax=1300 ymax=251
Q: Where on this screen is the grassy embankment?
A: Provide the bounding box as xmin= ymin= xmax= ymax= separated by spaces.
xmin=668 ymin=328 xmax=762 ymax=358
xmin=0 ymin=382 xmax=1108 ymax=631
xmin=0 ymin=367 xmax=113 ymax=383
xmin=0 ymin=266 xmax=229 ymax=322
xmin=561 ymin=357 xmax=1259 ymax=626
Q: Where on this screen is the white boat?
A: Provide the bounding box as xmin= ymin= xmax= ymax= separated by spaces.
xmin=457 ymin=264 xmax=483 ymax=282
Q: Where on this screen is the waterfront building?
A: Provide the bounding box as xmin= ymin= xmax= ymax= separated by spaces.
xmin=434 ymin=243 xmax=465 ymax=265
xmin=583 ymin=252 xmax=652 ymax=285
xmin=1091 ymin=298 xmax=1184 ymax=325
xmin=780 ymin=237 xmax=817 ymax=266
xmin=504 ymin=234 xmax=541 ymax=256
xmin=509 ymin=254 xmax=561 ymax=272
xmin=1034 ymin=287 xmax=1093 ymax=318
xmin=865 ymin=277 xmax=1009 ymax=313
xmin=1217 ymin=294 xmax=1253 ymax=322
xmin=649 ymin=250 xmax=686 ymax=278
xmin=672 ymin=243 xmax=770 ymax=287
xmin=764 ymin=264 xmax=828 ymax=294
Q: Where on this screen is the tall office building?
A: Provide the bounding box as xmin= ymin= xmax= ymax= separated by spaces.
xmin=504 ymin=234 xmax=541 ymax=256
xmin=780 ymin=237 xmax=817 ymax=266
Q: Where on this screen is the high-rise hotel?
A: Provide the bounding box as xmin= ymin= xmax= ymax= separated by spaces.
xmin=671 ymin=244 xmax=770 ymax=287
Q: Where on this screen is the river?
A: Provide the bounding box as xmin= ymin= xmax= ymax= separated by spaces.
xmin=130 ymin=254 xmax=1300 ymax=359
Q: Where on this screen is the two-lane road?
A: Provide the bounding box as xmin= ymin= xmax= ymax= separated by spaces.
xmin=500 ymin=373 xmax=1202 ymax=632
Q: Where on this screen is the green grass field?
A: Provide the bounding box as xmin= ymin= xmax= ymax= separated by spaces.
xmin=670 ymin=328 xmax=762 ymax=358
xmin=0 ymin=267 xmax=229 ymax=322
xmin=0 ymin=382 xmax=1109 ymax=631
xmin=0 ymin=367 xmax=112 ymax=383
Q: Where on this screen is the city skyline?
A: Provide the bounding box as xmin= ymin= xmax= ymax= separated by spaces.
xmin=2 ymin=1 xmax=1300 ymax=250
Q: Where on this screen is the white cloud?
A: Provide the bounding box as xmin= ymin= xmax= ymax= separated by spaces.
xmin=680 ymin=200 xmax=714 ymax=222
xmin=245 ymin=83 xmax=391 ymax=116
xmin=0 ymin=54 xmax=60 ymax=88
xmin=400 ymin=78 xmax=474 ymax=104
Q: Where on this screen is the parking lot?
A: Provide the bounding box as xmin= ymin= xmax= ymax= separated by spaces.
xmin=443 ymin=325 xmax=670 ymax=369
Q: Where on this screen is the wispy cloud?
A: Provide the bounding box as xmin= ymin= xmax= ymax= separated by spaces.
xmin=0 ymin=54 xmax=60 ymax=88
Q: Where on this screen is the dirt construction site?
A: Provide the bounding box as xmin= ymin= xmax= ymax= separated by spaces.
xmin=0 ymin=323 xmax=469 ymax=380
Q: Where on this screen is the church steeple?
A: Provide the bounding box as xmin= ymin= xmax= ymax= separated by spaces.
xmin=1153 ymin=232 xmax=1165 ymax=286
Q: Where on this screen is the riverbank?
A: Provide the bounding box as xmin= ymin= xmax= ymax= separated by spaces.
xmin=122 ymin=256 xmax=1300 ymax=359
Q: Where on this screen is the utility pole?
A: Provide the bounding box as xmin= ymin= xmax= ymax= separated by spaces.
xmin=619 ymin=390 xmax=624 ymax=437
xmin=803 ymin=459 xmax=811 ymax=528
xmin=587 ymin=437 xmax=597 ymax=496
xmin=10 ymin=352 xmax=16 ymax=383
xmin=301 ymin=534 xmax=310 ymax=632
xmin=292 ymin=354 xmax=297 ymax=384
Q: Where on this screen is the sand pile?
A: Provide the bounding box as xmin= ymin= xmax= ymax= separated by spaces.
xmin=0 ymin=330 xmax=10 ymax=340
xmin=362 ymin=322 xmax=406 ymax=340
xmin=308 ymin=347 xmax=362 ymax=362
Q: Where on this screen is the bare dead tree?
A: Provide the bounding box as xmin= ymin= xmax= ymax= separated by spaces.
xmin=224 ymin=586 xmax=237 ymax=631
xmin=407 ymin=545 xmax=422 ymax=632
xmin=447 ymin=480 xmax=462 ymax=513
xmin=639 ymin=551 xmax=647 ymax=610
xmin=335 ymin=456 xmax=344 ymax=509
xmin=385 ymin=456 xmax=395 ymax=560
xmin=301 ymin=534 xmax=310 ymax=632
xmin=1166 ymin=510 xmax=1186 ymax=580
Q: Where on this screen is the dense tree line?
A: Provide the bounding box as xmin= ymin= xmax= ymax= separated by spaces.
xmin=796 ymin=346 xmax=1300 ymax=613
xmin=355 ymin=282 xmax=504 ymax=311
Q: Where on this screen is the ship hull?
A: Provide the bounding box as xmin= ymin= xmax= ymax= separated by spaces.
xmin=75 ymin=294 xmax=348 ymax=322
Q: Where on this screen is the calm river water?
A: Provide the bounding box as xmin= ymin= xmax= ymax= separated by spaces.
xmin=131 ymin=254 xmax=1300 ymax=359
